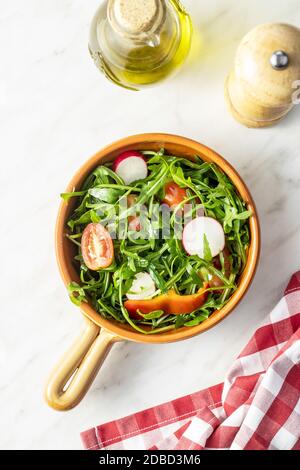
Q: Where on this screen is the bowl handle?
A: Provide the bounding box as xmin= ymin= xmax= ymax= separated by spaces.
xmin=45 ymin=318 xmax=121 ymax=411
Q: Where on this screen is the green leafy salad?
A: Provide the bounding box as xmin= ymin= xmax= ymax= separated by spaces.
xmin=62 ymin=149 xmax=251 ymax=334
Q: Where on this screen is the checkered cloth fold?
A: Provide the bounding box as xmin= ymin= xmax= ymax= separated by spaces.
xmin=81 ymin=272 xmax=300 ymax=450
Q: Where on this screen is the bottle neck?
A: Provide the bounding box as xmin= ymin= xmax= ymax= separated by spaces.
xmin=107 ymin=0 xmax=167 ymax=46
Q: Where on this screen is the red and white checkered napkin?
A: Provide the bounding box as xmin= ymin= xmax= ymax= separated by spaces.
xmin=81 ymin=272 xmax=300 ymax=451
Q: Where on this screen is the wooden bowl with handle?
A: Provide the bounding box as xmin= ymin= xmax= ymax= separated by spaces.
xmin=45 ymin=134 xmax=260 ymax=411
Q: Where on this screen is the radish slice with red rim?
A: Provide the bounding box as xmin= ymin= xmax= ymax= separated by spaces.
xmin=113 ymin=151 xmax=148 ymax=185
xmin=183 ymin=216 xmax=225 ymax=259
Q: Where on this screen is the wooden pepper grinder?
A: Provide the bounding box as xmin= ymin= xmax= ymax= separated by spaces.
xmin=225 ymin=23 xmax=300 ymax=128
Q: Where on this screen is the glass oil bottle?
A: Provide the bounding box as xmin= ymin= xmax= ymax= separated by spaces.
xmin=89 ymin=0 xmax=192 ymax=90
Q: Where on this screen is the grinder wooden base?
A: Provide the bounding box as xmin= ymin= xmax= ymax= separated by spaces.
xmin=224 ymin=75 xmax=289 ymax=129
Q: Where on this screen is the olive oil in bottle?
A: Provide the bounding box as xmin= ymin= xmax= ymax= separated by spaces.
xmin=89 ymin=0 xmax=192 ymax=90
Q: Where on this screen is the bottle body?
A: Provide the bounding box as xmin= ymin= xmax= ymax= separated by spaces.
xmin=89 ymin=0 xmax=192 ymax=91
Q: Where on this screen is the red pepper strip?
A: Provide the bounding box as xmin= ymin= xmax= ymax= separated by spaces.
xmin=125 ymin=284 xmax=209 ymax=319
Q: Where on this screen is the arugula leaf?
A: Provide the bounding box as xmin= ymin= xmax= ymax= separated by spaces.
xmin=138 ymin=310 xmax=164 ymax=320
xmin=93 ymin=165 xmax=124 ymax=185
xmin=61 ymin=191 xmax=87 ymax=201
xmin=223 ymin=205 xmax=252 ymax=231
xmin=68 ymin=282 xmax=88 ymax=306
xmin=203 ymin=233 xmax=212 ymax=262
xmin=184 ymin=314 xmax=208 ymax=327
xmin=89 ymin=187 xmax=122 ymax=204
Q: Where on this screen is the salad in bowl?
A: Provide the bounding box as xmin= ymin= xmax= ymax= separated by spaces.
xmin=62 ymin=148 xmax=251 ymax=335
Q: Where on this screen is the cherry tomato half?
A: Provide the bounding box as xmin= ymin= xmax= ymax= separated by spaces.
xmin=162 ymin=182 xmax=187 ymax=209
xmin=81 ymin=223 xmax=114 ymax=270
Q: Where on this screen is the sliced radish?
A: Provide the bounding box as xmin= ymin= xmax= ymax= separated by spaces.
xmin=113 ymin=151 xmax=148 ymax=185
xmin=183 ymin=216 xmax=225 ymax=259
xmin=126 ymin=272 xmax=156 ymax=301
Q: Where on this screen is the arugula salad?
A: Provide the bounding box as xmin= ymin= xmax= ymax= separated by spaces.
xmin=62 ymin=149 xmax=251 ymax=334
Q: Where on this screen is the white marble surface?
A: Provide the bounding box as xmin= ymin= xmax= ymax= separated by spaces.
xmin=1 ymin=0 xmax=300 ymax=450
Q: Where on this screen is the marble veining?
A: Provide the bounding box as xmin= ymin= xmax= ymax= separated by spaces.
xmin=1 ymin=0 xmax=300 ymax=449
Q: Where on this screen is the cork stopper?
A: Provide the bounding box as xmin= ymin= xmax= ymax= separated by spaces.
xmin=108 ymin=0 xmax=166 ymax=40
